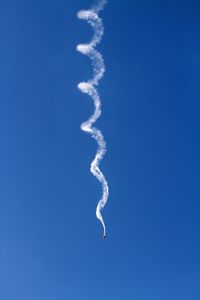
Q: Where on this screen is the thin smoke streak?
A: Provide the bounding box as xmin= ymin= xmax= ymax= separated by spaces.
xmin=76 ymin=1 xmax=108 ymax=238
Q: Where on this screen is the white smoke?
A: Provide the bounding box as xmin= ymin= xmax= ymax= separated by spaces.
xmin=76 ymin=0 xmax=108 ymax=238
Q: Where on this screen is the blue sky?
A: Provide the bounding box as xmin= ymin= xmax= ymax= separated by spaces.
xmin=0 ymin=0 xmax=200 ymax=299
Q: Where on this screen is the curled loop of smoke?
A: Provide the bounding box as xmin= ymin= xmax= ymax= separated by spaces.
xmin=76 ymin=1 xmax=108 ymax=237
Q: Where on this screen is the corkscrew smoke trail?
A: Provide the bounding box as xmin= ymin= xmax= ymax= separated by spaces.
xmin=76 ymin=0 xmax=108 ymax=237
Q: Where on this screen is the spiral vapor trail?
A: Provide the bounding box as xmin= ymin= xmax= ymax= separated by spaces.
xmin=76 ymin=0 xmax=108 ymax=238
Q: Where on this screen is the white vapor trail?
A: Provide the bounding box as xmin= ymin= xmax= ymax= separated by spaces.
xmin=76 ymin=0 xmax=108 ymax=238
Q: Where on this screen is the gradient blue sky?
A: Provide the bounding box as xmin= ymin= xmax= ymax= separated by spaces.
xmin=0 ymin=0 xmax=200 ymax=299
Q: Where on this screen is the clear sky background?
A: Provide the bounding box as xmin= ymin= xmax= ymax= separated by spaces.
xmin=0 ymin=0 xmax=200 ymax=299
